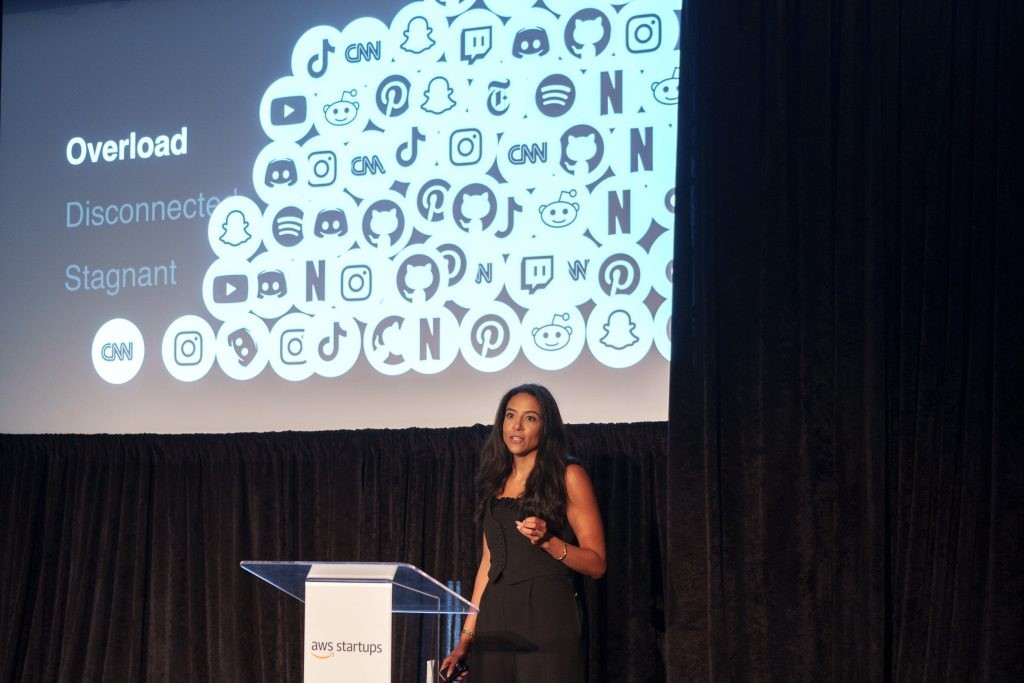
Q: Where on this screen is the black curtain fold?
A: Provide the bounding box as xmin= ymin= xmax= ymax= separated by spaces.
xmin=1 ymin=424 xmax=667 ymax=681
xmin=666 ymin=0 xmax=1022 ymax=679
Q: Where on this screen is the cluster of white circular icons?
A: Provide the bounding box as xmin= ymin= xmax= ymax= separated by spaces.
xmin=97 ymin=0 xmax=679 ymax=383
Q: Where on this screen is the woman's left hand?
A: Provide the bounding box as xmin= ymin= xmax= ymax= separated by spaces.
xmin=515 ymin=516 xmax=549 ymax=544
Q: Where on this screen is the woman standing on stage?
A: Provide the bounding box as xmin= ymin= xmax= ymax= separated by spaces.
xmin=441 ymin=384 xmax=607 ymax=682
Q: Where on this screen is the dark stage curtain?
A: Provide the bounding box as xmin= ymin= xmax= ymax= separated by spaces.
xmin=0 ymin=423 xmax=667 ymax=682
xmin=667 ymin=0 xmax=1023 ymax=680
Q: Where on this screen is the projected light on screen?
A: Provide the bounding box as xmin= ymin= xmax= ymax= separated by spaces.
xmin=153 ymin=0 xmax=679 ymax=383
xmin=0 ymin=0 xmax=678 ymax=432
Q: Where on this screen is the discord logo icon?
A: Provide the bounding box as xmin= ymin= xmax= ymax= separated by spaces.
xmin=264 ymin=158 xmax=297 ymax=187
xmin=314 ymin=208 xmax=348 ymax=238
xmin=257 ymin=270 xmax=287 ymax=298
xmin=513 ymin=27 xmax=549 ymax=58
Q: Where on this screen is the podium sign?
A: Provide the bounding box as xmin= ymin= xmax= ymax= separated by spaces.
xmin=305 ymin=581 xmax=391 ymax=681
xmin=242 ymin=561 xmax=477 ymax=683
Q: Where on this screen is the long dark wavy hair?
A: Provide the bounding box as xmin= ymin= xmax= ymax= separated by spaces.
xmin=475 ymin=384 xmax=570 ymax=527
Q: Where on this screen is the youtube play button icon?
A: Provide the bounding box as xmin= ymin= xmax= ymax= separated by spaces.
xmin=270 ymin=95 xmax=306 ymax=126
xmin=213 ymin=274 xmax=248 ymax=304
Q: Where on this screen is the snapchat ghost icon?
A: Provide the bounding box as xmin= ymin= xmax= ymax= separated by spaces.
xmin=600 ymin=309 xmax=639 ymax=350
xmin=220 ymin=210 xmax=251 ymax=247
xmin=401 ymin=16 xmax=435 ymax=54
xmin=422 ymin=77 xmax=456 ymax=114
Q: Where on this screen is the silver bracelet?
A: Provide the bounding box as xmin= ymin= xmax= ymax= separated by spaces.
xmin=555 ymin=543 xmax=568 ymax=561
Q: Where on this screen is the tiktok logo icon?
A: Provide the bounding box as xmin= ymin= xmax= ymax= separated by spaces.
xmin=307 ymin=38 xmax=335 ymax=78
xmin=397 ymin=127 xmax=425 ymax=167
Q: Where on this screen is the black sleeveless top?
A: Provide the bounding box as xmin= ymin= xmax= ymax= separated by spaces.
xmin=484 ymin=496 xmax=575 ymax=584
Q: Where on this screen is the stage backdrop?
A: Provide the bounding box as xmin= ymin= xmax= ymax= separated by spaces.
xmin=0 ymin=423 xmax=668 ymax=681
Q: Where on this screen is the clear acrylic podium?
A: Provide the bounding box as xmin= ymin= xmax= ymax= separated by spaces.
xmin=241 ymin=562 xmax=477 ymax=682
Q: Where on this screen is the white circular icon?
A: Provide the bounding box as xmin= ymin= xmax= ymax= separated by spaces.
xmin=207 ymin=194 xmax=264 ymax=260
xmin=162 ymin=315 xmax=216 ymax=382
xmin=308 ymin=311 xmax=361 ymax=378
xmin=268 ymin=312 xmax=317 ymax=382
xmin=215 ymin=314 xmax=270 ymax=381
xmin=460 ymin=301 xmax=522 ymax=372
xmin=92 ymin=318 xmax=145 ymax=384
xmin=402 ymin=304 xmax=460 ymax=375
xmin=521 ymin=306 xmax=585 ymax=371
xmin=586 ymin=299 xmax=654 ymax=369
xmin=363 ymin=309 xmax=412 ymax=376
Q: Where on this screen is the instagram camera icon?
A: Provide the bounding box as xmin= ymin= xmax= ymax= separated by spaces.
xmin=341 ymin=264 xmax=372 ymax=301
xmin=449 ymin=128 xmax=482 ymax=166
xmin=626 ymin=14 xmax=662 ymax=53
xmin=280 ymin=328 xmax=305 ymax=365
xmin=174 ymin=330 xmax=203 ymax=366
xmin=307 ymin=150 xmax=337 ymax=187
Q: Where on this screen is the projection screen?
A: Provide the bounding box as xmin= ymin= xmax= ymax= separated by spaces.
xmin=0 ymin=0 xmax=680 ymax=432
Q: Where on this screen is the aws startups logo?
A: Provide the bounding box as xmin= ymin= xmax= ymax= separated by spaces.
xmin=310 ymin=639 xmax=384 ymax=660
xmin=66 ymin=126 xmax=189 ymax=165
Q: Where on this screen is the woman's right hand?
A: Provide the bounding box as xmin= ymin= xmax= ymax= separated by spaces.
xmin=440 ymin=642 xmax=470 ymax=681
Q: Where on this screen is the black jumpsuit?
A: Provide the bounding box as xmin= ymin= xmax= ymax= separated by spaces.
xmin=469 ymin=497 xmax=584 ymax=682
